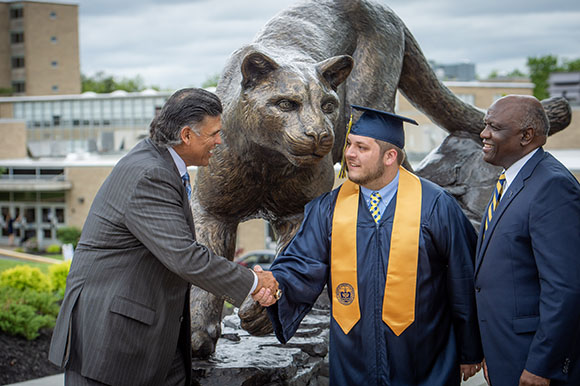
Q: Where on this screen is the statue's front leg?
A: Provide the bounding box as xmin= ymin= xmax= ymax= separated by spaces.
xmin=239 ymin=214 xmax=304 ymax=336
xmin=189 ymin=200 xmax=239 ymax=358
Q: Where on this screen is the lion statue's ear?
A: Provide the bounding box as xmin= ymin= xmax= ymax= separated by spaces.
xmin=241 ymin=52 xmax=280 ymax=89
xmin=316 ymin=55 xmax=354 ymax=91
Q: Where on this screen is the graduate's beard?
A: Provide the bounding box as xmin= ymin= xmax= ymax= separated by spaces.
xmin=348 ymin=157 xmax=386 ymax=187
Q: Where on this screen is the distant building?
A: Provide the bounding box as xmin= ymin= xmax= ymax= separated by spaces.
xmin=0 ymin=90 xmax=171 ymax=157
xmin=0 ymin=1 xmax=81 ymax=96
xmin=429 ymin=60 xmax=476 ymax=81
xmin=548 ymin=72 xmax=580 ymax=105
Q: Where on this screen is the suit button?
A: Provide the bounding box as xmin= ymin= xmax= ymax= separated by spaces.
xmin=475 ymin=287 xmax=481 ymax=292
xmin=179 ymin=316 xmax=184 ymax=323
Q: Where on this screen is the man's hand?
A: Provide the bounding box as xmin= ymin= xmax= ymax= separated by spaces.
xmin=460 ymin=362 xmax=482 ymax=381
xmin=483 ymin=359 xmax=491 ymax=385
xmin=251 ymin=265 xmax=279 ymax=307
xmin=519 ymin=369 xmax=550 ymax=386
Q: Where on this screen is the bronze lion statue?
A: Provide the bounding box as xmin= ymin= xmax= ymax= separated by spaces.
xmin=189 ymin=0 xmax=570 ymax=358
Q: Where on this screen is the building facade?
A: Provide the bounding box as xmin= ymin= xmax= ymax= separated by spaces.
xmin=0 ymin=1 xmax=81 ymax=96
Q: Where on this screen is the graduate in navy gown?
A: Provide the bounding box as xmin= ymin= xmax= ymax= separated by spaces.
xmin=267 ymin=105 xmax=483 ymax=385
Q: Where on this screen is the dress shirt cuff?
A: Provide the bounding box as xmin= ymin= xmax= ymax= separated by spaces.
xmin=249 ymin=270 xmax=258 ymax=295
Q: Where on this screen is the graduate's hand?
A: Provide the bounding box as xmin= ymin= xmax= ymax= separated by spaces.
xmin=519 ymin=370 xmax=550 ymax=386
xmin=460 ymin=362 xmax=482 ymax=381
xmin=251 ymin=265 xmax=279 ymax=307
xmin=483 ymin=359 xmax=491 ymax=385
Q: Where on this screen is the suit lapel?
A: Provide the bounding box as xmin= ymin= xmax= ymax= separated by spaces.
xmin=146 ymin=139 xmax=196 ymax=237
xmin=475 ymin=148 xmax=545 ymax=276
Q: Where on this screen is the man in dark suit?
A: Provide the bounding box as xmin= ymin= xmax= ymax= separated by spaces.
xmin=475 ymin=94 xmax=580 ymax=386
xmin=49 ymin=88 xmax=279 ymax=386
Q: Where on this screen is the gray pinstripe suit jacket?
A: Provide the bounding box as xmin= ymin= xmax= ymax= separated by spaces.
xmin=49 ymin=138 xmax=255 ymax=385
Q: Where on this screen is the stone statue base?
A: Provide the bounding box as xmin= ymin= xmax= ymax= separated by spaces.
xmin=192 ymin=298 xmax=330 ymax=386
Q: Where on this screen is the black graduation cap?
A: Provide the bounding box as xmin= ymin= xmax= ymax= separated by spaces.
xmin=349 ymin=105 xmax=418 ymax=149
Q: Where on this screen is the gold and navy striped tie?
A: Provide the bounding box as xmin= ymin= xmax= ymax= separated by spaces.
xmin=484 ymin=172 xmax=506 ymax=233
xmin=370 ymin=191 xmax=382 ymax=223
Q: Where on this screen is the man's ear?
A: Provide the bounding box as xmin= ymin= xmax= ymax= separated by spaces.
xmin=520 ymin=127 xmax=534 ymax=146
xmin=180 ymin=126 xmax=191 ymax=144
xmin=384 ymin=149 xmax=398 ymax=167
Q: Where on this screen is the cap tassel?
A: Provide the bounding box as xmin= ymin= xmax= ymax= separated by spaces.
xmin=339 ymin=113 xmax=354 ymax=179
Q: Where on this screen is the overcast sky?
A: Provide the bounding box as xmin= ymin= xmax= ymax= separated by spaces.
xmin=43 ymin=0 xmax=580 ymax=90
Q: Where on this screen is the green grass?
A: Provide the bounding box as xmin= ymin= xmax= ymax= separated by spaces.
xmin=0 ymin=259 xmax=52 ymax=274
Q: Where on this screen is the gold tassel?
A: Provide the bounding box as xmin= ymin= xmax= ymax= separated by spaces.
xmin=338 ymin=113 xmax=353 ymax=179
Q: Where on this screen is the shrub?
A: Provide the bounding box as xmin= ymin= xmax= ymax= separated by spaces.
xmin=48 ymin=261 xmax=71 ymax=299
xmin=0 ymin=265 xmax=51 ymax=292
xmin=0 ymin=287 xmax=58 ymax=340
xmin=56 ymin=226 xmax=82 ymax=248
xmin=45 ymin=244 xmax=61 ymax=254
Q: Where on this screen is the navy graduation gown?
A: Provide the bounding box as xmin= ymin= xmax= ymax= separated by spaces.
xmin=268 ymin=178 xmax=483 ymax=385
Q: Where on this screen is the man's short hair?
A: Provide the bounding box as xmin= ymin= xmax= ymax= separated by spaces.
xmin=521 ymin=101 xmax=550 ymax=136
xmin=376 ymin=139 xmax=405 ymax=165
xmin=149 ymin=88 xmax=222 ymax=147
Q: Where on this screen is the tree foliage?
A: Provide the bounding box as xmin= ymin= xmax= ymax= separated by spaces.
xmin=527 ymin=55 xmax=559 ymax=100
xmin=81 ymin=71 xmax=159 ymax=93
xmin=201 ymin=73 xmax=220 ymax=89
xmin=526 ymin=55 xmax=580 ymax=100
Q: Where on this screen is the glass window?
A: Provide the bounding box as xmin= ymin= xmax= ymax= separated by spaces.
xmin=13 ymin=103 xmax=24 ymax=119
xmin=12 ymin=81 xmax=25 ymax=93
xmin=11 ymin=32 xmax=24 ymax=44
xmin=14 ymin=192 xmax=37 ymax=202
xmin=50 ymin=11 xmax=57 ymax=19
xmin=50 ymin=36 xmax=57 ymax=43
xmin=51 ymin=61 xmax=58 ymax=68
xmin=52 ymin=85 xmax=59 ymax=92
xmin=55 ymin=208 xmax=64 ymax=223
xmin=456 ymin=94 xmax=475 ymax=105
xmin=11 ymin=57 xmax=25 ymax=68
xmin=10 ymin=7 xmax=23 ymax=19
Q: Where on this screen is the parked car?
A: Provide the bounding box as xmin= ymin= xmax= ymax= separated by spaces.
xmin=235 ymin=249 xmax=277 ymax=270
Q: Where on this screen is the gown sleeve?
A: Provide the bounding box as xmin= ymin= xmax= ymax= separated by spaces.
xmin=430 ymin=191 xmax=483 ymax=364
xmin=267 ymin=192 xmax=335 ymax=344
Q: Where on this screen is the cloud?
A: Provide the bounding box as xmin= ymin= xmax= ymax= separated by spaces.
xmin=38 ymin=0 xmax=580 ymax=88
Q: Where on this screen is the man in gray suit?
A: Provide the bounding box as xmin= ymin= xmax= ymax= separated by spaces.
xmin=49 ymin=88 xmax=279 ymax=386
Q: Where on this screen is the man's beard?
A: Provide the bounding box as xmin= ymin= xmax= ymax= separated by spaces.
xmin=348 ymin=157 xmax=385 ymax=186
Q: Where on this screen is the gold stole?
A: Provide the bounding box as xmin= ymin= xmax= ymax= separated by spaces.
xmin=331 ymin=166 xmax=422 ymax=336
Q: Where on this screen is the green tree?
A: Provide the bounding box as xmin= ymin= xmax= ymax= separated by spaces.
xmin=561 ymin=58 xmax=580 ymax=72
xmin=527 ymin=55 xmax=559 ymax=100
xmin=201 ymin=73 xmax=220 ymax=89
xmin=81 ymin=71 xmax=159 ymax=93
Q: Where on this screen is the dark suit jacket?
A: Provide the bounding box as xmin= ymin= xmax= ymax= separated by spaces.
xmin=49 ymin=138 xmax=255 ymax=386
xmin=475 ymin=148 xmax=580 ymax=386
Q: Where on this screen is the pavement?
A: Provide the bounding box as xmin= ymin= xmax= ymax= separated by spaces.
xmin=6 ymin=374 xmax=63 ymax=386
xmin=5 ymin=371 xmax=488 ymax=386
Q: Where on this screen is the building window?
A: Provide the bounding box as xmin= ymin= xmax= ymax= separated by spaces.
xmin=51 ymin=60 xmax=58 ymax=68
xmin=50 ymin=36 xmax=58 ymax=43
xmin=50 ymin=11 xmax=57 ymax=19
xmin=12 ymin=81 xmax=26 ymax=93
xmin=11 ymin=57 xmax=25 ymax=69
xmin=11 ymin=32 xmax=24 ymax=44
xmin=456 ymin=93 xmax=475 ymax=105
xmin=52 ymin=85 xmax=59 ymax=93
xmin=10 ymin=7 xmax=23 ymax=19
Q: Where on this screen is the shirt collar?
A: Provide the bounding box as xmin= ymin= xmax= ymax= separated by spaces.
xmin=360 ymin=170 xmax=400 ymax=207
xmin=167 ymin=147 xmax=188 ymax=177
xmin=503 ymin=147 xmax=539 ymax=193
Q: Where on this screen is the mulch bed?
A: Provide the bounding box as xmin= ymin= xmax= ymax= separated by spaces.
xmin=0 ymin=329 xmax=62 ymax=385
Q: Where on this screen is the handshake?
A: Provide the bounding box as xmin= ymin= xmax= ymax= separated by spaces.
xmin=250 ymin=265 xmax=280 ymax=307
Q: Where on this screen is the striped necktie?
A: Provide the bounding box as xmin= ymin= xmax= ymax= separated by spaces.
xmin=484 ymin=172 xmax=506 ymax=233
xmin=370 ymin=191 xmax=382 ymax=223
xmin=181 ymin=173 xmax=192 ymax=200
